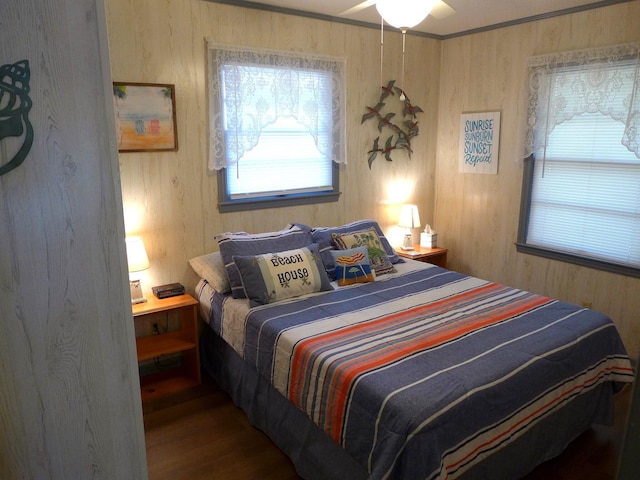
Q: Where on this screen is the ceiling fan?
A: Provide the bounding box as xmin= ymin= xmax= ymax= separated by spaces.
xmin=339 ymin=0 xmax=456 ymax=22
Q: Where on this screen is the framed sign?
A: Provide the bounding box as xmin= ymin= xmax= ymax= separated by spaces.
xmin=113 ymin=82 xmax=178 ymax=152
xmin=459 ymin=112 xmax=500 ymax=174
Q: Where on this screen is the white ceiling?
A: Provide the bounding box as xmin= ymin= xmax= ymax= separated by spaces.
xmin=212 ymin=0 xmax=631 ymax=38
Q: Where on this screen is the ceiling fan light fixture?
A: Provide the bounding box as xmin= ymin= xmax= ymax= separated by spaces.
xmin=376 ymin=0 xmax=437 ymax=30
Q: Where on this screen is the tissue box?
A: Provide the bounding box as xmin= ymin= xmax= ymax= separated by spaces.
xmin=420 ymin=232 xmax=437 ymax=248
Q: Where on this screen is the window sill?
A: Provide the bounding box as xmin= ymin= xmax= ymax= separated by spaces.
xmin=515 ymin=243 xmax=640 ymax=278
xmin=219 ymin=191 xmax=341 ymax=213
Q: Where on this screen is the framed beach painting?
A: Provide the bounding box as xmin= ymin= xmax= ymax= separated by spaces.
xmin=113 ymin=82 xmax=178 ymax=152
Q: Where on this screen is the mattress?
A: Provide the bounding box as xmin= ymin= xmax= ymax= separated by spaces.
xmin=196 ymin=260 xmax=633 ymax=479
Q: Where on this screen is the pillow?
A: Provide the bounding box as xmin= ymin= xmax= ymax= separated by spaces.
xmin=311 ymin=219 xmax=402 ymax=280
xmin=188 ymin=251 xmax=230 ymax=293
xmin=330 ymin=246 xmax=375 ymax=286
xmin=216 ymin=225 xmax=313 ymax=299
xmin=233 ymin=243 xmax=333 ymax=307
xmin=332 ymin=227 xmax=397 ymax=276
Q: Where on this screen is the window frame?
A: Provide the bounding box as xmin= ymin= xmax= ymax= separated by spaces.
xmin=209 ymin=44 xmax=345 ymax=212
xmin=517 ymin=44 xmax=640 ymax=278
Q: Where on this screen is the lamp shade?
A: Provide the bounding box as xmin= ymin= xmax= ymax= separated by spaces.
xmin=125 ymin=236 xmax=150 ymax=273
xmin=398 ymin=204 xmax=421 ymax=229
xmin=376 ymin=0 xmax=438 ymax=30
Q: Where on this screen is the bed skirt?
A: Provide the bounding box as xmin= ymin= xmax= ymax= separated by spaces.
xmin=200 ymin=325 xmax=618 ymax=480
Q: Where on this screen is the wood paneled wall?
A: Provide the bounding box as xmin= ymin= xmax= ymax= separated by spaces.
xmin=105 ymin=0 xmax=441 ymax=295
xmin=106 ymin=0 xmax=639 ymax=357
xmin=435 ymin=1 xmax=640 ymax=357
xmin=0 ymin=0 xmax=146 ymax=478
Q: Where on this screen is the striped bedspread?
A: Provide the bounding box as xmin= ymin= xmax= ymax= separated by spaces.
xmin=213 ymin=262 xmax=633 ymax=479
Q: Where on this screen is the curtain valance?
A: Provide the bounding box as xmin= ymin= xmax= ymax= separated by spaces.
xmin=207 ymin=42 xmax=347 ymax=171
xmin=525 ymin=42 xmax=640 ymax=160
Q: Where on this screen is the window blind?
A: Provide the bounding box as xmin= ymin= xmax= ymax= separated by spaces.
xmin=226 ymin=117 xmax=333 ymax=199
xmin=528 ymin=113 xmax=640 ymax=267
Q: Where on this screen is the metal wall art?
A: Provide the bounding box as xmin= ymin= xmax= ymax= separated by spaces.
xmin=0 ymin=60 xmax=33 ymax=176
xmin=361 ymin=80 xmax=423 ymax=168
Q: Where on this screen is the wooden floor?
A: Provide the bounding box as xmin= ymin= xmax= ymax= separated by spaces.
xmin=143 ymin=375 xmax=631 ymax=480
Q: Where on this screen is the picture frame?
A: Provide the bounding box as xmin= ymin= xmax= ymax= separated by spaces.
xmin=458 ymin=111 xmax=500 ymax=174
xmin=112 ymin=82 xmax=178 ymax=152
xmin=129 ymin=279 xmax=147 ymax=304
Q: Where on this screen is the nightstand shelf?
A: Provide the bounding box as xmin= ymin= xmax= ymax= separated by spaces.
xmin=397 ymin=245 xmax=448 ymax=268
xmin=136 ymin=335 xmax=196 ymax=361
xmin=132 ymin=293 xmax=200 ymax=402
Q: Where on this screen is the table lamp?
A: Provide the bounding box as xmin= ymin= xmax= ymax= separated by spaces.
xmin=126 ymin=236 xmax=150 ymax=304
xmin=398 ymin=204 xmax=421 ymax=251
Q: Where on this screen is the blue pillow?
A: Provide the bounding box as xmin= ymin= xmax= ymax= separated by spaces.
xmin=312 ymin=220 xmax=402 ymax=280
xmin=330 ymin=246 xmax=375 ymax=286
xmin=233 ymin=243 xmax=333 ymax=307
xmin=216 ymin=225 xmax=313 ymax=299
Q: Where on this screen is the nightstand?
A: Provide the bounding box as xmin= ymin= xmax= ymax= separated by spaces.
xmin=397 ymin=245 xmax=448 ymax=268
xmin=132 ymin=293 xmax=200 ymax=401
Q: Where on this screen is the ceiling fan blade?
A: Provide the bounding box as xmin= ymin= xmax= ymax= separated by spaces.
xmin=430 ymin=1 xmax=456 ymax=19
xmin=338 ymin=0 xmax=377 ymax=17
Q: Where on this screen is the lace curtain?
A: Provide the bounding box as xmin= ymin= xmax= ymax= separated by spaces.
xmin=207 ymin=42 xmax=347 ymax=172
xmin=525 ymin=42 xmax=640 ymax=160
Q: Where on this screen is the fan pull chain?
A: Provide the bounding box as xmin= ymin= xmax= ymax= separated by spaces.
xmin=400 ymin=29 xmax=407 ymax=100
xmin=380 ymin=16 xmax=384 ymax=88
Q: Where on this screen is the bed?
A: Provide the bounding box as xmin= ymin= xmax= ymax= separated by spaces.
xmin=189 ymin=220 xmax=633 ymax=480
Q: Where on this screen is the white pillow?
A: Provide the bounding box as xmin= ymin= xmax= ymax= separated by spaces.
xmin=188 ymin=252 xmax=230 ymax=293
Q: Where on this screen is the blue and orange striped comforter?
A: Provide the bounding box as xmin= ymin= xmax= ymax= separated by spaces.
xmin=212 ymin=262 xmax=633 ymax=479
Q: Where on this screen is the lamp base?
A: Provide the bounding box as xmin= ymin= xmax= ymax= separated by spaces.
xmin=130 ymin=279 xmax=147 ymax=304
xmin=401 ymin=233 xmax=414 ymax=250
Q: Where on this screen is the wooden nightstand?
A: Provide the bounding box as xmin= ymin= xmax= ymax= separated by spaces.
xmin=397 ymin=245 xmax=448 ymax=268
xmin=132 ymin=293 xmax=200 ymax=402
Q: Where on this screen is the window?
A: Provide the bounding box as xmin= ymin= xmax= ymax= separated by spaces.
xmin=517 ymin=43 xmax=640 ymax=277
xmin=207 ymin=44 xmax=346 ymax=212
